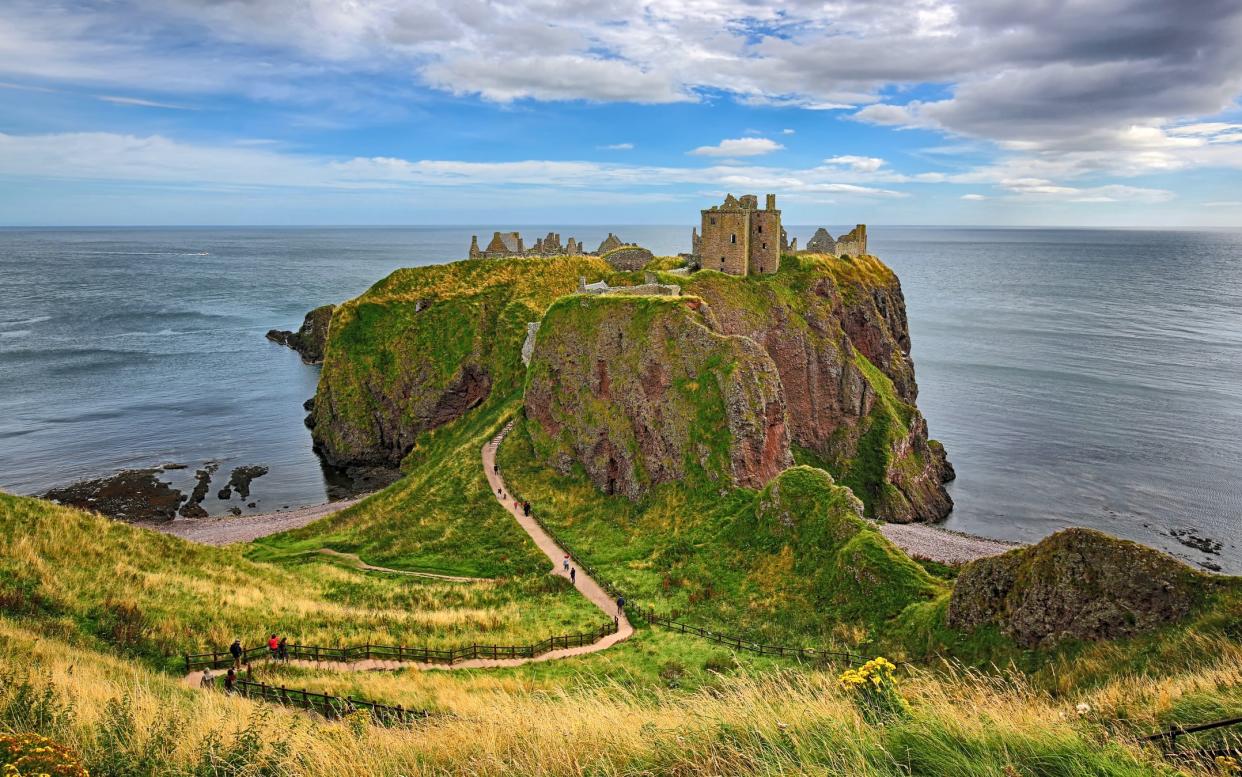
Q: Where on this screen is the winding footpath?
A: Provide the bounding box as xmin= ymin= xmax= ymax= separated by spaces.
xmin=183 ymin=421 xmax=631 ymax=686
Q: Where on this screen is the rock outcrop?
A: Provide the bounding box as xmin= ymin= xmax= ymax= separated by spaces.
xmin=684 ymin=254 xmax=952 ymax=522
xmin=524 ymin=295 xmax=792 ymax=498
xmin=266 ymin=304 xmax=335 ymax=364
xmin=947 ymin=528 xmax=1210 ymax=648
xmin=43 ymin=469 xmax=184 ymax=523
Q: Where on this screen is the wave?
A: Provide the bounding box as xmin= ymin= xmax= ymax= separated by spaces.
xmin=0 ymin=315 xmax=51 ymax=328
xmin=0 ymin=330 xmax=31 ymax=339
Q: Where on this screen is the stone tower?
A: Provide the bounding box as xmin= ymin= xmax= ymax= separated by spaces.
xmin=694 ymin=193 xmax=781 ymax=276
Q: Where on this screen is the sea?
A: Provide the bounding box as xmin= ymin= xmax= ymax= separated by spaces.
xmin=1 ymin=226 xmax=1240 ymax=572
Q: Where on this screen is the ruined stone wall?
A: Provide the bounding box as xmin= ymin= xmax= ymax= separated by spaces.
xmin=835 ymin=225 xmax=868 ymax=257
xmin=749 ymin=209 xmax=781 ymax=274
xmin=700 ymin=209 xmax=750 ymax=276
xmin=602 ymin=245 xmax=654 ymax=271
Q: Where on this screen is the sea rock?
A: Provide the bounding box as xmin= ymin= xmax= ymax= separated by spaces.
xmin=524 ymin=294 xmax=792 ymax=498
xmin=947 ymin=528 xmax=1210 ymax=648
xmin=266 ymin=304 xmax=335 ymax=364
xmin=217 ymin=465 xmax=269 ymax=501
xmin=43 ymin=470 xmax=184 ymax=523
xmin=179 ymin=462 xmax=218 ymax=518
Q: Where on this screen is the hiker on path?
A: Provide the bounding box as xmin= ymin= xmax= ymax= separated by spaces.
xmin=199 ymin=668 xmax=214 ymax=689
xmin=224 ymin=668 xmax=236 ymax=693
xmin=523 ymin=501 xmax=531 ymax=516
xmin=229 ymin=639 xmax=243 ymax=669
xmin=570 ymin=567 xmax=576 ymax=585
xmin=277 ymin=636 xmax=288 ymax=661
xmin=563 ymin=554 xmax=570 ymax=573
xmin=616 ymin=596 xmax=625 ymax=616
xmin=267 ymin=633 xmax=279 ymax=659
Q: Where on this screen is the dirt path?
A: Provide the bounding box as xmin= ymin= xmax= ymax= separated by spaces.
xmin=877 ymin=521 xmax=1022 ymax=564
xmin=183 ymin=421 xmax=631 ymax=685
xmin=315 ymin=549 xmax=491 ymax=582
xmin=146 ymin=497 xmax=363 ymax=546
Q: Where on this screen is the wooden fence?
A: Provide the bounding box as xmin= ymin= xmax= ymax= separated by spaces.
xmin=232 ymin=678 xmax=428 ymax=724
xmin=185 ymin=619 xmax=619 ymax=672
xmin=1141 ymin=715 xmax=1242 ymax=758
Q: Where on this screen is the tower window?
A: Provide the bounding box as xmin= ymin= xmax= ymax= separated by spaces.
xmin=710 ymin=217 xmax=716 ymax=225
xmin=757 ymin=225 xmax=763 ymax=234
xmin=730 ymin=233 xmax=737 ymax=244
xmin=762 ymin=242 xmax=767 ymax=249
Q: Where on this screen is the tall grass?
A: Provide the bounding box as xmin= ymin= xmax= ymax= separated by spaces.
xmin=0 ymin=616 xmax=1222 ymax=776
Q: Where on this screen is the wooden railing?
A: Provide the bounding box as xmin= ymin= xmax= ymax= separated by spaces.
xmin=1141 ymin=715 xmax=1242 ymax=757
xmin=185 ymin=619 xmax=619 ymax=672
xmin=232 ymin=678 xmax=428 ymax=724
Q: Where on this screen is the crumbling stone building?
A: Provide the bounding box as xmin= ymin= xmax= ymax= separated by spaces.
xmin=802 ymin=225 xmax=868 ymax=257
xmin=468 ymin=230 xmax=635 ymax=260
xmin=692 ymin=193 xmax=782 ymax=276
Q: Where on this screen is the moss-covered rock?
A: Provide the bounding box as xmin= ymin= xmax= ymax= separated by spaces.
xmin=748 ymin=466 xmax=944 ymax=627
xmin=947 ymin=528 xmax=1212 ymax=647
xmin=524 ymin=294 xmax=792 ymax=498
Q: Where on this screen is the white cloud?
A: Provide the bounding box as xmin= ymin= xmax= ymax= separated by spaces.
xmin=1204 ymin=200 xmax=1242 ymax=207
xmin=599 ymin=143 xmax=634 ymax=150
xmin=689 ymin=138 xmax=784 ymax=157
xmin=781 ymin=128 xmax=795 ymax=135
xmin=96 ymin=95 xmax=192 ymax=109
xmin=960 ymin=193 xmax=987 ymax=200
xmin=824 ymin=155 xmax=886 ymax=173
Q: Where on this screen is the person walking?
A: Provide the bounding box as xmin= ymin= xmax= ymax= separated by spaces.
xmin=562 ymin=554 xmax=570 ymax=574
xmin=616 ymin=596 xmax=626 ymax=617
xmin=229 ymin=639 xmax=243 ymax=669
xmin=267 ymin=633 xmax=279 ymax=659
xmin=523 ymin=501 xmax=531 ymax=517
xmin=224 ymin=667 xmax=237 ymax=693
xmin=277 ymin=636 xmax=288 ymax=661
xmin=570 ymin=567 xmax=576 ymax=585
xmin=199 ymin=668 xmax=215 ymax=689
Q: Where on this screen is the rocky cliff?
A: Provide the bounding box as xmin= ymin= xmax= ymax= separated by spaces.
xmin=524 ymin=295 xmax=792 ymax=498
xmin=266 ymin=304 xmax=335 ymax=364
xmin=947 ymin=528 xmax=1211 ymax=647
xmin=683 ymin=254 xmax=952 ymax=521
xmin=309 ymin=252 xmax=951 ymax=522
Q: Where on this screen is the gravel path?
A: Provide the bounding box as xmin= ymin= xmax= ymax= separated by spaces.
xmin=877 ymin=521 xmax=1023 ymax=564
xmin=144 ymin=498 xmax=362 ymax=546
xmin=182 ymin=421 xmax=631 ymax=684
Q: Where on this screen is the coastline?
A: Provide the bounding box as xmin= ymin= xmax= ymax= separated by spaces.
xmin=142 ymin=497 xmax=364 ymax=546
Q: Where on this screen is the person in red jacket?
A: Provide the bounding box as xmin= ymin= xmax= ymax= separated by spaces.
xmin=267 ymin=633 xmax=279 ymax=659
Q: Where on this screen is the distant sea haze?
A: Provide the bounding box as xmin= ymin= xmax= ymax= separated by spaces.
xmin=1 ymin=226 xmax=1239 ymax=572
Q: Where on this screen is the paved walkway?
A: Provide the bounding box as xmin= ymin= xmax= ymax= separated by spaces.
xmin=184 ymin=420 xmax=631 ymax=685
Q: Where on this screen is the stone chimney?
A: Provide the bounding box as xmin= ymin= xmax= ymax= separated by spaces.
xmin=766 ymin=193 xmax=776 ymax=210
xmin=469 ymin=235 xmax=480 ymax=258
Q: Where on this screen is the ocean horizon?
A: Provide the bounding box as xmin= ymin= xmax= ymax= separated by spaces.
xmin=2 ymin=225 xmax=1239 ymax=572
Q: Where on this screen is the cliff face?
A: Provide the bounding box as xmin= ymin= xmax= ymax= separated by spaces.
xmin=310 ymin=256 xmax=613 ymax=468
xmin=684 ymin=254 xmax=952 ymax=522
xmin=524 ymin=295 xmax=792 ymax=498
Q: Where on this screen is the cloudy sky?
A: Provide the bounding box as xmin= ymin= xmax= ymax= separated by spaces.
xmin=2 ymin=0 xmax=1241 ymax=226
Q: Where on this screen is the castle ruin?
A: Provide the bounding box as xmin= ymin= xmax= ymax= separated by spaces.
xmin=468 ymin=230 xmax=634 ymax=260
xmin=690 ymin=193 xmax=869 ymax=276
xmin=692 ymin=193 xmax=782 ymax=276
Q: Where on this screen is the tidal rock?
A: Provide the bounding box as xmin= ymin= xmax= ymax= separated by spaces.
xmin=216 ymin=465 xmax=268 ymax=501
xmin=43 ymin=469 xmax=184 ymax=523
xmin=179 ymin=461 xmax=218 ymax=518
xmin=267 ymin=304 xmax=335 ymax=364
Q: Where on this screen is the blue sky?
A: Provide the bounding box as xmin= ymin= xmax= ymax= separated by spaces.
xmin=1 ymin=0 xmax=1241 ymax=226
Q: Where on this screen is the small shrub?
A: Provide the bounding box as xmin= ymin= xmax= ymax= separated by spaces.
xmin=839 ymin=657 xmax=908 ymax=724
xmin=0 ymin=669 xmax=75 ymax=735
xmin=0 ymin=732 xmax=89 ymax=777
xmin=702 ymin=653 xmax=739 ymax=674
xmin=658 ymin=660 xmax=686 ymax=687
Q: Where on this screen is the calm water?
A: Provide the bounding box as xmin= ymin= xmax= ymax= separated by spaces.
xmin=1 ymin=226 xmax=1239 ymax=571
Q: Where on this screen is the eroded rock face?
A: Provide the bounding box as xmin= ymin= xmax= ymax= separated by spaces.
xmin=524 ymin=295 xmax=792 ymax=499
xmin=684 ymin=261 xmax=952 ymax=522
xmin=266 ymin=304 xmax=336 ymax=364
xmin=947 ymin=528 xmax=1209 ymax=648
